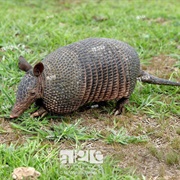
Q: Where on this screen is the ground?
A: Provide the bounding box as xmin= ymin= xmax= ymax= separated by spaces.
xmin=0 ymin=0 xmax=180 ymax=179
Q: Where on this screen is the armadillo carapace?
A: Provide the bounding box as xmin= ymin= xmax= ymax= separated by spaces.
xmin=10 ymin=38 xmax=180 ymax=118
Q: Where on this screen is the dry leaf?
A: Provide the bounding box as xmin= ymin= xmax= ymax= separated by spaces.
xmin=12 ymin=167 xmax=41 ymax=180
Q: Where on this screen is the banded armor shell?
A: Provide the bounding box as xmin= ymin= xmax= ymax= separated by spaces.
xmin=42 ymin=38 xmax=140 ymax=114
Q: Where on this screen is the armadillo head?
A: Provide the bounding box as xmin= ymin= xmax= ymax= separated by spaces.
xmin=10 ymin=56 xmax=44 ymax=118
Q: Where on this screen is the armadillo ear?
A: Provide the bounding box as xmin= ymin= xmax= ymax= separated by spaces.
xmin=33 ymin=62 xmax=44 ymax=77
xmin=18 ymin=56 xmax=32 ymax=72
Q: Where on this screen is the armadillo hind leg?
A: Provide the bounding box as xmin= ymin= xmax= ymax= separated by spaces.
xmin=30 ymin=107 xmax=48 ymax=118
xmin=114 ymin=97 xmax=129 ymax=116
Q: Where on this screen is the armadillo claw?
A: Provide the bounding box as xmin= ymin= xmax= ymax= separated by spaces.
xmin=30 ymin=107 xmax=48 ymax=118
xmin=113 ymin=98 xmax=129 ymax=116
xmin=114 ymin=110 xmax=121 ymax=116
xmin=113 ymin=107 xmax=126 ymax=116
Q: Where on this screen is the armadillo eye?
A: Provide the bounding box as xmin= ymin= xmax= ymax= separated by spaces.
xmin=30 ymin=92 xmax=36 ymax=96
xmin=30 ymin=90 xmax=36 ymax=96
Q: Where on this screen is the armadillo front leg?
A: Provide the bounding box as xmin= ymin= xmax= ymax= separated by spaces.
xmin=114 ymin=97 xmax=129 ymax=115
xmin=31 ymin=107 xmax=48 ymax=118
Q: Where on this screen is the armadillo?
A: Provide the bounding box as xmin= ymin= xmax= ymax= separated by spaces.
xmin=10 ymin=38 xmax=180 ymax=118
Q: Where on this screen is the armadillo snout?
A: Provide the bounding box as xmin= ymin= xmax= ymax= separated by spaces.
xmin=10 ymin=104 xmax=23 ymax=118
xmin=10 ymin=113 xmax=19 ymax=119
xmin=10 ymin=99 xmax=31 ymax=118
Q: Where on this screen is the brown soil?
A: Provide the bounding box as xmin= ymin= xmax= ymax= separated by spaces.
xmin=142 ymin=55 xmax=180 ymax=81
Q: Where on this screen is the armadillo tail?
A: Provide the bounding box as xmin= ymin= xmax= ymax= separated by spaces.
xmin=138 ymin=70 xmax=180 ymax=86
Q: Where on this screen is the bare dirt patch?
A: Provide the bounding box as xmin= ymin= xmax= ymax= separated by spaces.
xmin=0 ymin=118 xmax=28 ymax=145
xmin=137 ymin=16 xmax=171 ymax=26
xmin=77 ymin=111 xmax=180 ymax=179
xmin=142 ymin=55 xmax=180 ymax=81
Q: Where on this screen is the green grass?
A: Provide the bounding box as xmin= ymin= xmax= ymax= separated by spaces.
xmin=0 ymin=140 xmax=140 ymax=180
xmin=148 ymin=145 xmax=180 ymax=166
xmin=0 ymin=0 xmax=180 ymax=179
xmin=11 ymin=119 xmax=98 ymax=142
xmin=105 ymin=127 xmax=148 ymax=145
